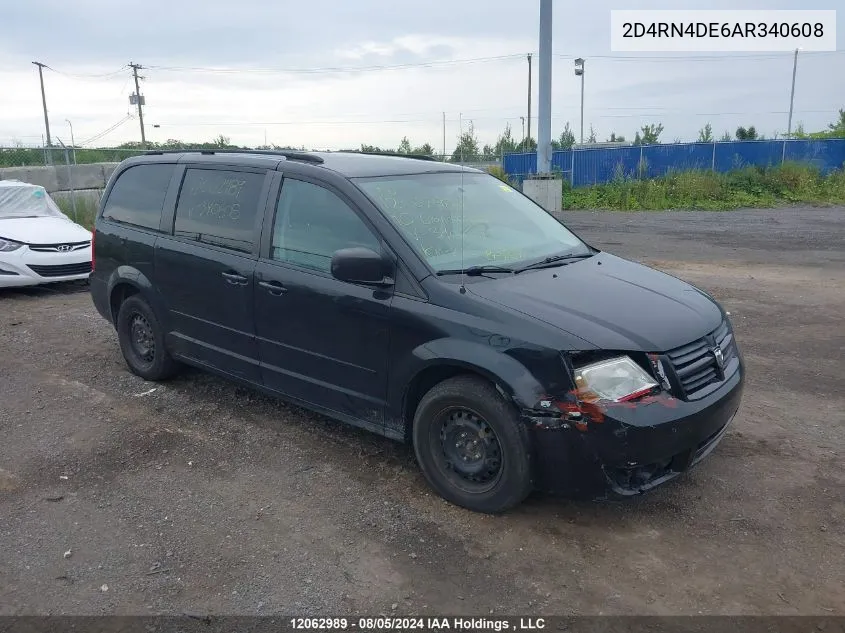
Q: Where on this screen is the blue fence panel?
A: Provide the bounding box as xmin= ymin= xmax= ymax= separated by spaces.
xmin=504 ymin=138 xmax=845 ymax=187
xmin=639 ymin=142 xmax=715 ymax=179
xmin=714 ymin=140 xmax=783 ymax=172
xmin=502 ymin=152 xmax=536 ymax=179
xmin=783 ymin=138 xmax=845 ymax=172
xmin=574 ymin=146 xmax=639 ymax=186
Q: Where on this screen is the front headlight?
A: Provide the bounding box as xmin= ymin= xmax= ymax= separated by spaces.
xmin=574 ymin=356 xmax=658 ymax=402
xmin=0 ymin=237 xmax=23 ymax=252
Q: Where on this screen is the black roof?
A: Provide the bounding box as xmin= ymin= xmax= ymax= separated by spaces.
xmin=126 ymin=149 xmax=480 ymax=178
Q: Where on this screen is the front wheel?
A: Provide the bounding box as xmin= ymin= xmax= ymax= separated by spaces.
xmin=412 ymin=375 xmax=533 ymax=514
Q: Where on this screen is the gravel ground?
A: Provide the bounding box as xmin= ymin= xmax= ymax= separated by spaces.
xmin=1 ymin=206 xmax=843 ymax=616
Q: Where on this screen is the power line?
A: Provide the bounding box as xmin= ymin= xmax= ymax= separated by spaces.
xmin=43 ymin=64 xmax=128 ymax=79
xmin=145 ymin=53 xmax=527 ymax=75
xmin=78 ymin=115 xmax=134 ymax=146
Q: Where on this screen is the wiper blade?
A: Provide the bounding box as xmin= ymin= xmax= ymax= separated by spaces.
xmin=514 ymin=252 xmax=593 ymax=274
xmin=436 ymin=265 xmax=515 ymax=276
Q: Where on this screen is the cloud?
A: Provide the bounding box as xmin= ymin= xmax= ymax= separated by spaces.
xmin=0 ymin=0 xmax=843 ymax=149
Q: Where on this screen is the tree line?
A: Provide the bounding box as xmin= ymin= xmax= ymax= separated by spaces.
xmin=32 ymin=109 xmax=845 ymax=160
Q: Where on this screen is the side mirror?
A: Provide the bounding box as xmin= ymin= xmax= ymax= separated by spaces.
xmin=330 ymin=247 xmax=392 ymax=286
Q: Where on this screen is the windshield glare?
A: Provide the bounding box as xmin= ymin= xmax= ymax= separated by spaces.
xmin=355 ymin=172 xmax=588 ymax=272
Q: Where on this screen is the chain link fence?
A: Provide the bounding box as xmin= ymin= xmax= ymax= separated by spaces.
xmin=0 ymin=146 xmax=146 ymax=168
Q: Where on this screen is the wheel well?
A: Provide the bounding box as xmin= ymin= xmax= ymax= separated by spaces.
xmin=403 ymin=365 xmax=508 ymax=442
xmin=109 ymin=283 xmax=140 ymax=325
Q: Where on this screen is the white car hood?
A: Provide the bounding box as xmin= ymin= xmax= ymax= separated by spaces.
xmin=0 ymin=217 xmax=92 ymax=244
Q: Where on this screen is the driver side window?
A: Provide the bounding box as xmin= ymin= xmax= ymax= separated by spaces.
xmin=271 ymin=178 xmax=381 ymax=273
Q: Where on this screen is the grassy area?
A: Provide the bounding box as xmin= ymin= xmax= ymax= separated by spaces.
xmin=561 ymin=162 xmax=845 ymax=211
xmin=55 ymin=197 xmax=99 ymax=230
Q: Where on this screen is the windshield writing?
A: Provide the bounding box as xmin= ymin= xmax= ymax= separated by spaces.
xmin=356 ymin=173 xmax=585 ymax=271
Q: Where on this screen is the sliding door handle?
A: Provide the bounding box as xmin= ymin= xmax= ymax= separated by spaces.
xmin=258 ymin=280 xmax=287 ymax=296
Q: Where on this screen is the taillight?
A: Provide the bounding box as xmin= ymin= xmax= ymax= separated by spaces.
xmin=91 ymin=231 xmax=95 ymax=272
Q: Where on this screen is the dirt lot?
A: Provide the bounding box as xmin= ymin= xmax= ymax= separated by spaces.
xmin=1 ymin=206 xmax=843 ymax=616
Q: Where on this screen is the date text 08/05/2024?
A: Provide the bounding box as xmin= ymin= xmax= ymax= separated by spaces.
xmin=289 ymin=617 xmax=547 ymax=631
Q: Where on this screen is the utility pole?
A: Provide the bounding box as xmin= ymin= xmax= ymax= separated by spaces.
xmin=66 ymin=119 xmax=76 ymax=164
xmin=526 ymin=53 xmax=533 ymax=149
xmin=537 ymin=0 xmax=552 ymax=173
xmin=442 ymin=111 xmax=446 ymax=159
xmin=129 ymin=62 xmax=147 ymax=148
xmin=787 ymin=48 xmax=799 ymax=138
xmin=32 ymin=62 xmax=52 ymax=148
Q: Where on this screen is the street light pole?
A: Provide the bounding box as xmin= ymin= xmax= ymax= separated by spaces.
xmin=575 ymin=58 xmax=585 ymax=145
xmin=527 ymin=53 xmax=532 ymax=148
xmin=65 ymin=119 xmax=76 ymax=164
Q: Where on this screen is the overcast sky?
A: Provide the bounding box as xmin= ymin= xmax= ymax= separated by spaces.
xmin=0 ymin=0 xmax=842 ymax=151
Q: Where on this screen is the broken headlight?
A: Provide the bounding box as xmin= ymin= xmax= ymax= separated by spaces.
xmin=574 ymin=356 xmax=658 ymax=402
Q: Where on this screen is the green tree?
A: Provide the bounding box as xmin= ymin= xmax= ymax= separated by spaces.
xmin=450 ymin=121 xmax=480 ymax=162
xmin=397 ymin=137 xmax=412 ymax=154
xmin=720 ymin=130 xmax=732 ymax=142
xmin=557 ymin=122 xmax=576 ymax=149
xmin=412 ymin=142 xmax=435 ymax=156
xmin=698 ymin=123 xmax=714 ymax=142
xmin=518 ymin=136 xmax=537 ymax=152
xmin=483 ymin=123 xmax=520 ymax=157
xmin=606 ymin=132 xmax=626 ymax=143
xmin=587 ymin=124 xmax=597 ymax=144
xmin=826 ymin=109 xmax=845 ymax=136
xmin=634 ymin=123 xmax=664 ymax=145
xmin=735 ymin=126 xmax=758 ymax=140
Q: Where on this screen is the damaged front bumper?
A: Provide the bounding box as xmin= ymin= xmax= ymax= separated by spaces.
xmin=522 ymin=364 xmax=744 ymax=500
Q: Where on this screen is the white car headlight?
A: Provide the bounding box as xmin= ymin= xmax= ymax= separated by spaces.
xmin=574 ymin=356 xmax=658 ymax=402
xmin=0 ymin=237 xmax=23 ymax=252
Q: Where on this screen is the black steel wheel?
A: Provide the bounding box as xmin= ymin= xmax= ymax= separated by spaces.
xmin=129 ymin=313 xmax=155 ymax=363
xmin=116 ymin=294 xmax=179 ymax=381
xmin=436 ymin=407 xmax=503 ymax=493
xmin=413 ymin=375 xmax=532 ymax=514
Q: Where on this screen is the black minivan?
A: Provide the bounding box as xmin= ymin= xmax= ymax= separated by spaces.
xmin=91 ymin=149 xmax=744 ymax=513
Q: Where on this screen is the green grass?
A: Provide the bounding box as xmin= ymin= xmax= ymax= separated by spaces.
xmin=562 ymin=162 xmax=845 ymax=211
xmin=55 ymin=197 xmax=99 ymax=230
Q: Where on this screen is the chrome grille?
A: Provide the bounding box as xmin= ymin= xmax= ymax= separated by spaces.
xmin=28 ymin=241 xmax=90 ymax=253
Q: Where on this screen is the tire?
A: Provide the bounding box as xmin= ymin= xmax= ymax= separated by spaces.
xmin=412 ymin=375 xmax=533 ymax=514
xmin=116 ymin=295 xmax=179 ymax=381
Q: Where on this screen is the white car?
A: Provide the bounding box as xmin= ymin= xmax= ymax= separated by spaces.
xmin=0 ymin=180 xmax=92 ymax=288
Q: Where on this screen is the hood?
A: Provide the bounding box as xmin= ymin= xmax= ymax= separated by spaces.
xmin=0 ymin=216 xmax=91 ymax=244
xmin=468 ymin=252 xmax=723 ymax=352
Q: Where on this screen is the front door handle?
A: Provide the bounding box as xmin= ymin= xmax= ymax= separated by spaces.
xmin=258 ymin=280 xmax=287 ymax=296
xmin=221 ymin=271 xmax=248 ymax=285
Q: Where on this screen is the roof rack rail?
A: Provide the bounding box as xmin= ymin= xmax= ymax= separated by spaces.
xmin=338 ymin=150 xmax=439 ymax=162
xmin=142 ymin=148 xmax=324 ymax=164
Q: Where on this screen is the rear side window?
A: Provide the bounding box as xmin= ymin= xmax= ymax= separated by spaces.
xmin=174 ymin=168 xmax=265 ymax=253
xmin=102 ymin=164 xmax=175 ymax=230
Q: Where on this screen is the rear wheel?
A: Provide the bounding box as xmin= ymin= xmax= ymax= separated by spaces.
xmin=412 ymin=375 xmax=533 ymax=514
xmin=116 ymin=295 xmax=178 ymax=381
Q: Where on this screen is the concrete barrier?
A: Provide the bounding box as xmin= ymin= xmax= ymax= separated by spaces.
xmin=0 ymin=162 xmax=118 ymax=196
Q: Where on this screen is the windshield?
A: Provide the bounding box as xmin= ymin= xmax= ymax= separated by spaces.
xmin=355 ymin=172 xmax=588 ymax=273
